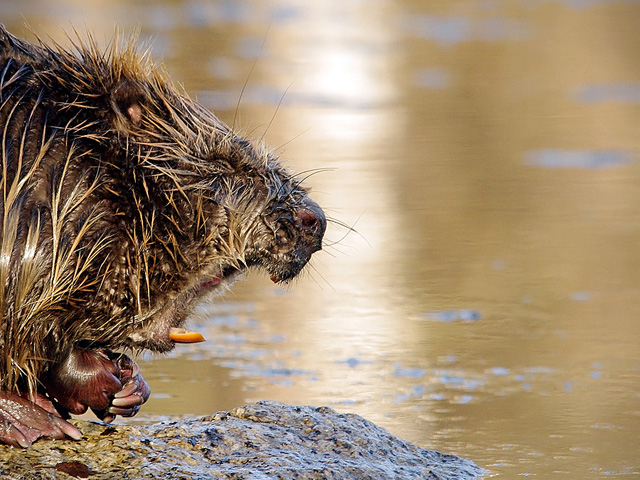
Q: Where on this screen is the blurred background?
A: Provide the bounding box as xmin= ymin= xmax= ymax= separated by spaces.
xmin=3 ymin=0 xmax=640 ymax=478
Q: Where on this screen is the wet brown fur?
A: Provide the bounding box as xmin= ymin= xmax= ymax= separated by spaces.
xmin=0 ymin=26 xmax=324 ymax=395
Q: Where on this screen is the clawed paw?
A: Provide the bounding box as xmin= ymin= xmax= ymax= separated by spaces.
xmin=0 ymin=392 xmax=82 ymax=448
xmin=42 ymin=348 xmax=151 ymax=423
xmin=0 ymin=348 xmax=151 ymax=446
xmin=92 ymin=353 xmax=151 ymax=422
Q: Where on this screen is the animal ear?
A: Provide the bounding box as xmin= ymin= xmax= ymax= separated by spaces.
xmin=111 ymin=80 xmax=145 ymax=128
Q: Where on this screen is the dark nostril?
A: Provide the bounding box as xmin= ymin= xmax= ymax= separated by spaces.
xmin=299 ymin=209 xmax=319 ymax=230
xmin=297 ymin=204 xmax=326 ymax=241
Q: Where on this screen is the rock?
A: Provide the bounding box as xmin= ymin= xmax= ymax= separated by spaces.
xmin=0 ymin=401 xmax=486 ymax=479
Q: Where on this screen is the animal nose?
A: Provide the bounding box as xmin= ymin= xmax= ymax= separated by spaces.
xmin=296 ymin=201 xmax=326 ymax=251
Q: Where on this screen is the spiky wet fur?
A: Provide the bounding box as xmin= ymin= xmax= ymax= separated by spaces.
xmin=0 ymin=26 xmax=323 ymax=394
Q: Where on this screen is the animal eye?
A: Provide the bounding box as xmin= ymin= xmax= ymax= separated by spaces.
xmin=275 ymin=222 xmax=296 ymax=245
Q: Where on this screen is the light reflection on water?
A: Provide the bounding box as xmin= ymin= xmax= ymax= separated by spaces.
xmin=5 ymin=0 xmax=640 ymax=478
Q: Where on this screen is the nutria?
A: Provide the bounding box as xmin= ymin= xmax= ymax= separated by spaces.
xmin=0 ymin=26 xmax=326 ymax=447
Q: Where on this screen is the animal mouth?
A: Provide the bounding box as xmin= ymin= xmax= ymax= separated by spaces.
xmin=192 ymin=265 xmax=241 ymax=298
xmin=168 ymin=266 xmax=242 ymax=343
xmin=166 ymin=258 xmax=304 ymax=343
xmin=196 ymin=274 xmax=225 ymax=290
xmin=124 ymin=266 xmax=243 ymax=350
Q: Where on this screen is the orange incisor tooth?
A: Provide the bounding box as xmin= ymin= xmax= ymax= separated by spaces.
xmin=169 ymin=328 xmax=205 ymax=343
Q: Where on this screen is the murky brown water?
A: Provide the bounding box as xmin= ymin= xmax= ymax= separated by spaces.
xmin=5 ymin=1 xmax=640 ymax=477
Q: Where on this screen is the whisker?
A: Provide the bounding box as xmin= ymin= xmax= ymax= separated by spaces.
xmin=325 ymin=213 xmax=368 ymax=247
xmin=274 ymin=126 xmax=311 ymax=152
xmin=267 ymin=168 xmax=334 ymax=208
xmin=259 ymin=80 xmax=294 ymax=146
xmin=291 ymin=167 xmax=336 ymax=180
xmin=307 ymin=262 xmax=334 ymax=290
xmin=232 ymin=62 xmax=254 ymax=133
xmin=245 ymin=123 xmax=264 ymax=140
xmin=318 ymin=245 xmax=341 ymax=258
xmin=232 ymin=21 xmax=272 ymax=132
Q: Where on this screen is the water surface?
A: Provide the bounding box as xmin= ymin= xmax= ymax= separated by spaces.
xmin=5 ymin=1 xmax=640 ymax=478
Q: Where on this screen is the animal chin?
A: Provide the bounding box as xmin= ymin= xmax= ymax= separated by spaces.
xmin=266 ymin=255 xmax=310 ymax=284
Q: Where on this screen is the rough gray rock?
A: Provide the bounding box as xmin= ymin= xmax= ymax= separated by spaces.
xmin=0 ymin=401 xmax=486 ymax=479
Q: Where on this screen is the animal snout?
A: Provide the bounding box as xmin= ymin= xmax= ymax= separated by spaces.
xmin=296 ymin=202 xmax=326 ymax=252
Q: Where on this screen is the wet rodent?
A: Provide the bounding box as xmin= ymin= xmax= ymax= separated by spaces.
xmin=0 ymin=26 xmax=325 ymax=447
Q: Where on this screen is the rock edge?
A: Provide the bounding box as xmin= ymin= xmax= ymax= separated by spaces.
xmin=0 ymin=401 xmax=486 ymax=479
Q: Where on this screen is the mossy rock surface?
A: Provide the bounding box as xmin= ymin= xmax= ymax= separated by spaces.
xmin=0 ymin=401 xmax=486 ymax=479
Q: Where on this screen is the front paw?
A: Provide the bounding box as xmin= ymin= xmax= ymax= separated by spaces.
xmin=43 ymin=349 xmax=151 ymax=423
xmin=43 ymin=349 xmax=123 ymax=416
xmin=92 ymin=353 xmax=151 ymax=422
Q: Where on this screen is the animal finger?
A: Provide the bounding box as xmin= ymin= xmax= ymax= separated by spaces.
xmin=51 ymin=415 xmax=83 ymax=440
xmin=108 ymin=404 xmax=141 ymax=417
xmin=0 ymin=422 xmax=31 ymax=448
